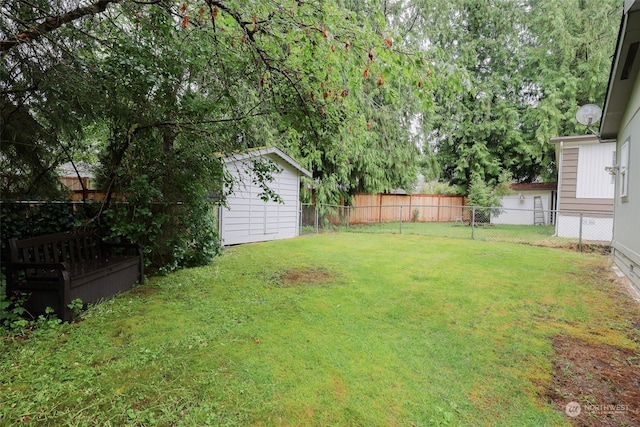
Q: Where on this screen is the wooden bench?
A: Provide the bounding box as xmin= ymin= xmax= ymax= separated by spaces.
xmin=6 ymin=231 xmax=143 ymax=322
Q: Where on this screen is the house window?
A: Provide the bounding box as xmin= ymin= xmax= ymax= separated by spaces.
xmin=620 ymin=138 xmax=630 ymax=201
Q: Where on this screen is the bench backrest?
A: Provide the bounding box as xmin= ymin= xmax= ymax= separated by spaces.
xmin=9 ymin=232 xmax=104 ymax=268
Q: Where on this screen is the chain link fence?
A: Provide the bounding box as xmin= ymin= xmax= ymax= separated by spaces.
xmin=301 ymin=203 xmax=613 ymax=253
xmin=1 ymin=200 xmax=613 ymax=256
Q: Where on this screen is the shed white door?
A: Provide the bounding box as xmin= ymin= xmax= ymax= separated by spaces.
xmin=220 ymin=159 xmax=301 ymax=245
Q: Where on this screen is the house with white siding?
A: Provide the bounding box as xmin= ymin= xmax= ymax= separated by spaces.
xmin=218 ymin=147 xmax=312 ymax=246
xmin=550 ymin=135 xmax=615 ymax=241
xmin=599 ymin=0 xmax=640 ymax=293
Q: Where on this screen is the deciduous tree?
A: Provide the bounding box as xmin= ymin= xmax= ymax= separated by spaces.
xmin=1 ymin=0 xmax=452 ymax=269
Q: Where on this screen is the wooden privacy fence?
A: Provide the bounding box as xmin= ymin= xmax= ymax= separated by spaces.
xmin=326 ymin=193 xmax=467 ymax=225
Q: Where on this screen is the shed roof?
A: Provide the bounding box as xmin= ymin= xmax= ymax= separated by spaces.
xmin=57 ymin=161 xmax=94 ymax=178
xmin=223 ymin=147 xmax=312 ymax=178
xmin=510 ymin=182 xmax=557 ymax=191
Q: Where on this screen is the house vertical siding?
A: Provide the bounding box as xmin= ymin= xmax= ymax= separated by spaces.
xmin=612 ymin=69 xmax=640 ymax=291
xmin=576 ymin=144 xmax=616 ymax=199
xmin=557 ymin=144 xmax=615 ymax=212
xmin=552 ymin=136 xmax=615 ymax=241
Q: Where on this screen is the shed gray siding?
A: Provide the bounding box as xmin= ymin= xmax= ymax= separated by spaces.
xmin=219 ymin=148 xmax=311 ymax=246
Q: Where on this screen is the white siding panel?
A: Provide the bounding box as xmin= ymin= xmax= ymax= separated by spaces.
xmin=615 ymin=79 xmax=640 ymax=292
xmin=492 ymin=191 xmax=553 ymax=225
xmin=556 ymin=214 xmax=613 ymax=241
xmin=576 ymin=143 xmax=616 ymax=199
xmin=220 ymin=155 xmax=303 ymax=245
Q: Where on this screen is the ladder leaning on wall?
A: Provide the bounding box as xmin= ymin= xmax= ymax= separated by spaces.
xmin=533 ymin=196 xmax=545 ymax=226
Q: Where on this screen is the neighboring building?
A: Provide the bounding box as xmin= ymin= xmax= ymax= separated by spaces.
xmin=492 ymin=182 xmax=557 ymax=226
xmin=550 ymin=135 xmax=615 ymax=241
xmin=218 ymin=147 xmax=312 ymax=246
xmin=58 ymin=162 xmax=106 ymax=201
xmin=599 ymin=0 xmax=640 ymax=292
xmin=58 ymin=162 xmax=96 ymax=191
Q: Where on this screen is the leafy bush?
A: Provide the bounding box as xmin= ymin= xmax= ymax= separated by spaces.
xmin=100 ymin=173 xmax=222 ymax=273
xmin=0 ymin=201 xmax=79 ymax=243
xmin=418 ymin=180 xmax=462 ymax=195
xmin=101 ymin=175 xmax=167 ymax=267
xmin=467 ymin=171 xmax=513 ymax=222
xmin=0 ymin=287 xmax=64 ymax=335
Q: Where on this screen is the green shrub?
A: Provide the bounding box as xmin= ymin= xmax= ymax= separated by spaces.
xmin=0 ymin=287 xmax=64 ymax=335
xmin=0 ymin=201 xmax=79 ymax=243
xmin=467 ymin=171 xmax=513 ymax=222
xmin=100 ymin=175 xmax=222 ymax=274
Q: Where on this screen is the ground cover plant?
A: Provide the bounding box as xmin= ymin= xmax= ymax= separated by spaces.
xmin=1 ymin=233 xmax=638 ymax=426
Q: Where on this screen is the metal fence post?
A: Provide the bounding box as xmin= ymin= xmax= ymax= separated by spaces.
xmin=315 ymin=204 xmax=319 ymax=234
xmin=578 ymin=212 xmax=583 ymax=252
xmin=399 ymin=205 xmax=403 ymax=234
xmin=471 ymin=206 xmax=475 ymax=240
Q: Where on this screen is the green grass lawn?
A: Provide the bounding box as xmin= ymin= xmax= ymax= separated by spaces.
xmin=1 ymin=233 xmax=638 ymax=426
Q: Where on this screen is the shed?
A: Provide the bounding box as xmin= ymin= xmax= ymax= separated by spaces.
xmin=550 ymin=135 xmax=615 ymax=241
xmin=492 ymin=182 xmax=557 ymax=225
xmin=218 ymin=147 xmax=312 ymax=246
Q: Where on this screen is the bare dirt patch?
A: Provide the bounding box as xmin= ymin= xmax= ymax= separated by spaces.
xmin=128 ymin=286 xmax=159 ymax=296
xmin=569 ymin=242 xmax=612 ymax=255
xmin=547 ymin=335 xmax=640 ymax=426
xmin=280 ymin=268 xmax=336 ymax=287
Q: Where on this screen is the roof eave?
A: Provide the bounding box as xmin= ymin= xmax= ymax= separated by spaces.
xmin=600 ymin=2 xmax=640 ymax=140
xmin=223 ymin=147 xmax=312 ymax=178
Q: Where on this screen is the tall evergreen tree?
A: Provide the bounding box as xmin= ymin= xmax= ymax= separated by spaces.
xmin=396 ymin=0 xmax=621 ymax=191
xmin=525 ymin=0 xmax=621 ymax=148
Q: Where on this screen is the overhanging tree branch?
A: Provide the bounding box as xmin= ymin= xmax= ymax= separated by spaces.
xmin=205 ymin=0 xmax=320 ymax=139
xmin=133 ymin=109 xmax=272 ymax=133
xmin=1 ymin=0 xmax=122 ymax=54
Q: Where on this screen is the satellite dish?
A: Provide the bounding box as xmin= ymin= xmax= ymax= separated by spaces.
xmin=576 ymin=104 xmax=602 ymax=126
